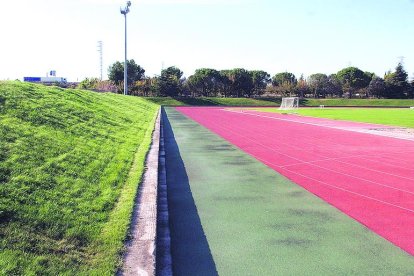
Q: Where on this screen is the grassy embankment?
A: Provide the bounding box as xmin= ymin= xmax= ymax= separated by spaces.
xmin=146 ymin=97 xmax=414 ymax=107
xmin=255 ymin=108 xmax=414 ymax=128
xmin=0 ymin=81 xmax=159 ymax=274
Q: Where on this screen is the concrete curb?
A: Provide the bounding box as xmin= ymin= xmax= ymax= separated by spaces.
xmin=121 ymin=109 xmax=161 ymax=276
xmin=155 ymin=108 xmax=173 ymax=275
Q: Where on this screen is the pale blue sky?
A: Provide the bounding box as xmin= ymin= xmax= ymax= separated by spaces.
xmin=0 ymin=0 xmax=413 ymax=82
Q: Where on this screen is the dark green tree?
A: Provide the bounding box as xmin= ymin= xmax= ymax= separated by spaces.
xmin=157 ymin=66 xmax=183 ymax=97
xmin=108 ymin=59 xmax=145 ymax=92
xmin=250 ymin=70 xmax=271 ymax=96
xmin=187 ymin=68 xmax=223 ymax=97
xmin=308 ymin=73 xmax=328 ymax=98
xmin=409 ymin=79 xmax=414 ymax=99
xmin=218 ymin=71 xmax=233 ymax=97
xmin=326 ymin=74 xmax=343 ymax=97
xmin=368 ymin=76 xmax=387 ymax=98
xmin=220 ymin=69 xmax=254 ymax=97
xmin=384 ymin=63 xmax=409 ymax=98
xmin=364 ymin=71 xmax=375 ymax=80
xmin=336 ymin=67 xmax=371 ymax=98
xmin=271 ymin=72 xmax=297 ymax=96
xmin=272 ymin=72 xmax=297 ymax=87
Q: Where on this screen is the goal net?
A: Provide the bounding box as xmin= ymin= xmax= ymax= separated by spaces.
xmin=279 ymin=97 xmax=299 ymax=110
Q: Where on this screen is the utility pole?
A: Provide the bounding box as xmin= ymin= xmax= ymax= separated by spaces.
xmin=120 ymin=1 xmax=131 ymax=95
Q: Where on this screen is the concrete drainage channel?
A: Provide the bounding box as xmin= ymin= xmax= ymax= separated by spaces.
xmin=120 ymin=108 xmax=172 ymax=276
xmin=156 ymin=109 xmax=173 ymax=275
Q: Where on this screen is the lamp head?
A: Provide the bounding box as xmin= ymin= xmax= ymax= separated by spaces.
xmin=120 ymin=1 xmax=131 ymax=14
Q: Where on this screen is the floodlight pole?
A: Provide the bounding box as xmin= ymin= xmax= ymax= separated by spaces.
xmin=121 ymin=1 xmax=131 ymax=95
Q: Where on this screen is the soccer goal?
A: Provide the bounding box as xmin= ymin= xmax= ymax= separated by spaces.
xmin=279 ymin=97 xmax=299 ymax=110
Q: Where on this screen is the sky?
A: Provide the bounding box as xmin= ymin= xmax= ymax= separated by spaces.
xmin=0 ymin=0 xmax=413 ymax=82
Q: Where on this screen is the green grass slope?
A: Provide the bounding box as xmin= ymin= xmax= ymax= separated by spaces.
xmin=0 ymin=81 xmax=159 ymax=274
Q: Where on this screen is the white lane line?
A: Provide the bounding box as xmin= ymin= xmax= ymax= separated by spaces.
xmin=223 ymin=109 xmax=414 ymax=142
xmin=208 ymin=116 xmax=414 ymax=196
xmin=182 ymin=109 xmax=414 ymax=212
xmin=254 ymin=155 xmax=414 ymax=215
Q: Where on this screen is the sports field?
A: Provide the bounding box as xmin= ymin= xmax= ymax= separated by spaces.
xmin=254 ymin=107 xmax=414 ymax=128
xmin=164 ymin=107 xmax=414 ymax=274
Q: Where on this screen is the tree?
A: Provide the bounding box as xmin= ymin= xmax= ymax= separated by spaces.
xmin=187 ymin=68 xmax=223 ymax=97
xmin=272 ymin=72 xmax=297 ymax=87
xmin=294 ymin=74 xmax=311 ymax=98
xmin=157 ymin=66 xmax=183 ymax=97
xmin=131 ymin=77 xmax=157 ymax=96
xmin=336 ymin=67 xmax=371 ymax=98
xmin=409 ymin=79 xmax=414 ymax=99
xmin=368 ymin=76 xmax=387 ymax=98
xmin=308 ymin=73 xmax=328 ymax=98
xmin=108 ymin=59 xmax=145 ymax=91
xmin=384 ymin=63 xmax=409 ymax=98
xmin=326 ymin=74 xmax=342 ymax=97
xmin=78 ymin=77 xmax=100 ymax=90
xmin=218 ymin=71 xmax=233 ymax=98
xmin=272 ymin=72 xmax=297 ymax=96
xmin=220 ymin=69 xmax=254 ymax=97
xmin=250 ymin=70 xmax=271 ymax=96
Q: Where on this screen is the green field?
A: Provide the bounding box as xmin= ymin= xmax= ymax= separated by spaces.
xmin=302 ymin=98 xmax=414 ymax=107
xmin=145 ymin=97 xmax=281 ymax=106
xmin=0 ymin=81 xmax=159 ymax=274
xmin=255 ymin=108 xmax=414 ymax=128
xmin=146 ymin=97 xmax=414 ymax=107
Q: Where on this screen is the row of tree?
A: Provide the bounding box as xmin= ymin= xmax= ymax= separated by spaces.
xmin=79 ymin=60 xmax=414 ymax=99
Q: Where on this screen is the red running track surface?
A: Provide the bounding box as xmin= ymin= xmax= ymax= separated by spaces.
xmin=176 ymin=107 xmax=414 ymax=256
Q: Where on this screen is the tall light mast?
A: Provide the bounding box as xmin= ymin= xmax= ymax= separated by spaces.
xmin=120 ymin=1 xmax=131 ymax=95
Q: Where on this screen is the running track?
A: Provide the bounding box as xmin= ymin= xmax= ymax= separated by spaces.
xmin=176 ymin=107 xmax=414 ymax=256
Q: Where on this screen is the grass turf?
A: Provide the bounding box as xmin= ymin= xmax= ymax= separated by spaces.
xmin=145 ymin=97 xmax=281 ymax=106
xmin=0 ymin=81 xmax=159 ymax=274
xmin=145 ymin=97 xmax=414 ymax=107
xmin=302 ymin=98 xmax=414 ymax=107
xmin=254 ymin=107 xmax=414 ymax=128
xmin=163 ymin=107 xmax=414 ymax=274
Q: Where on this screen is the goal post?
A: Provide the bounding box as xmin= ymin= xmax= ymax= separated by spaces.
xmin=279 ymin=97 xmax=299 ymax=110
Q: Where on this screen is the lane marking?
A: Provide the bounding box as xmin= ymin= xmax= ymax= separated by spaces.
xmin=210 ymin=118 xmax=414 ymax=196
xmin=221 ymin=114 xmax=414 ymax=180
xmin=250 ymin=156 xmax=414 ymax=215
xmin=179 ymin=109 xmax=414 ymax=212
xmin=223 ymin=109 xmax=414 ymax=142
